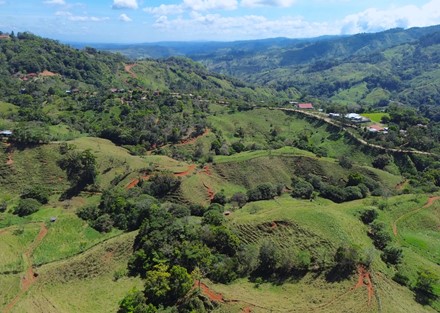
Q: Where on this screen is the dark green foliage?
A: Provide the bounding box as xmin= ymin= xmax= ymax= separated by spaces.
xmin=58 ymin=149 xmax=97 ymax=193
xmin=202 ymin=210 xmax=225 ymax=226
xmin=372 ymin=155 xmax=392 ymax=170
xmin=92 ymin=213 xmax=113 ymax=233
xmin=211 ymin=191 xmax=227 ymax=205
xmin=11 ymin=123 xmax=50 ymax=146
xmin=118 ymin=289 xmax=157 ymax=313
xmin=21 ymin=185 xmax=49 ymax=204
xmin=247 ymin=183 xmax=279 ymax=202
xmin=381 ymin=246 xmax=403 ymax=265
xmin=230 ymin=192 xmax=248 ymax=208
xmin=13 ymin=198 xmax=40 ymax=216
xmin=369 ymin=221 xmax=392 ymax=250
xmin=332 ymin=246 xmax=359 ymax=277
xmin=359 ymin=208 xmax=378 ymax=224
xmin=291 ymin=176 xmax=314 ymax=199
xmin=414 ymin=270 xmax=439 ymax=305
xmin=148 ymin=173 xmax=181 ymax=198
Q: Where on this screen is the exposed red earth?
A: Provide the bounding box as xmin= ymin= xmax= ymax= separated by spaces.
xmin=124 ymin=64 xmax=137 ymax=78
xmin=195 ymin=281 xmax=224 ymax=303
xmin=176 ymin=129 xmax=210 ymax=146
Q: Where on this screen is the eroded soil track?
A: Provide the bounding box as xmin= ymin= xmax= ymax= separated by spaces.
xmin=3 ymin=223 xmax=48 ymax=313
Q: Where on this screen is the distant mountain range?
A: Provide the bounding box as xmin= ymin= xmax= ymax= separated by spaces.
xmin=75 ymin=25 xmax=440 ymax=108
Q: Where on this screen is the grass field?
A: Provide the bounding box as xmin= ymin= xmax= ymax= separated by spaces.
xmin=361 ymin=112 xmax=390 ymax=123
xmin=9 ymin=231 xmax=143 ymax=313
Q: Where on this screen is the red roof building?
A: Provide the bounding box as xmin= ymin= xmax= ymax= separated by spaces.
xmin=297 ymin=103 xmax=314 ymax=109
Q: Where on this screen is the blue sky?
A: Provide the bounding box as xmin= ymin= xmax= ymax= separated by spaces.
xmin=0 ymin=0 xmax=439 ymax=43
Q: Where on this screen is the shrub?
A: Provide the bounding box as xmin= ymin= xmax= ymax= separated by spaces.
xmin=359 ymin=209 xmax=378 ymax=224
xmin=92 ymin=213 xmax=113 ymax=232
xmin=21 ymin=185 xmax=50 ymax=204
xmin=14 ymin=198 xmax=41 ymax=217
xmin=381 ymin=246 xmax=403 ymax=265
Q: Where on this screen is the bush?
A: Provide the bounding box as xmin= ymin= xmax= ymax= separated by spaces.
xmin=211 ymin=192 xmax=227 ymax=205
xmin=291 ymin=177 xmax=314 ymax=199
xmin=14 ymin=198 xmax=41 ymax=217
xmin=381 ymin=246 xmax=403 ymax=265
xmin=21 ymin=185 xmax=50 ymax=204
xmin=230 ymin=192 xmax=248 ymax=208
xmin=92 ymin=213 xmax=113 ymax=232
xmin=359 ymin=208 xmax=378 ymax=224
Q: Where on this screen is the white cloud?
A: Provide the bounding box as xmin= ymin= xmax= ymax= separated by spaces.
xmin=144 ymin=4 xmax=185 ymax=16
xmin=144 ymin=0 xmax=237 ymax=16
xmin=241 ymin=0 xmax=296 ymax=8
xmin=112 ymin=0 xmax=138 ymax=10
xmin=153 ymin=13 xmax=331 ymax=40
xmin=44 ymin=0 xmax=65 ymax=4
xmin=340 ymin=0 xmax=440 ymax=34
xmin=183 ymin=0 xmax=238 ymax=11
xmin=55 ymin=11 xmax=109 ymax=22
xmin=119 ymin=13 xmax=132 ymax=22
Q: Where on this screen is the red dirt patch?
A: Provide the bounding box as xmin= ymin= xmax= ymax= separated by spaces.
xmin=354 ymin=266 xmax=374 ymax=306
xmin=124 ymin=64 xmax=137 ymax=79
xmin=203 ymin=181 xmax=215 ymax=201
xmin=174 ymin=164 xmax=196 ymax=177
xmin=40 ymin=70 xmax=57 ymax=77
xmin=126 ymin=174 xmax=151 ymax=190
xmin=202 ymin=165 xmax=212 ymax=176
xmin=197 ymin=281 xmax=224 ymax=303
xmin=3 ymin=223 xmax=48 ymax=313
xmin=176 ymin=129 xmax=210 ymax=146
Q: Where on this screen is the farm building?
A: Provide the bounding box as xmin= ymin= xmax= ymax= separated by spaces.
xmin=296 ymin=103 xmax=314 ymax=109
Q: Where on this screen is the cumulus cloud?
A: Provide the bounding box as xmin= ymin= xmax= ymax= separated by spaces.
xmin=183 ymin=0 xmax=238 ymax=11
xmin=112 ymin=0 xmax=138 ymax=10
xmin=44 ymin=0 xmax=66 ymax=4
xmin=152 ymin=12 xmax=331 ymax=40
xmin=119 ymin=13 xmax=132 ymax=22
xmin=340 ymin=0 xmax=440 ymax=34
xmin=144 ymin=4 xmax=185 ymax=16
xmin=55 ymin=11 xmax=109 ymax=22
xmin=241 ymin=0 xmax=296 ymax=8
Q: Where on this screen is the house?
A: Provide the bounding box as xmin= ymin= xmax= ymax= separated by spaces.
xmin=297 ymin=103 xmax=314 ymax=109
xmin=0 ymin=130 xmax=13 ymax=137
xmin=368 ymin=125 xmax=385 ymax=133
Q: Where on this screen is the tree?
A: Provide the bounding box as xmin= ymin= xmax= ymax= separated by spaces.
xmin=291 ymin=176 xmax=314 ymax=199
xmin=359 ymin=209 xmax=378 ymax=224
xmin=333 ymin=245 xmax=359 ymax=276
xmin=211 ymin=192 xmax=226 ymax=205
xmin=414 ymin=270 xmax=439 ymax=305
xmin=14 ymin=198 xmax=40 ymax=217
xmin=230 ymin=192 xmax=248 ymax=208
xmin=92 ymin=213 xmax=113 ymax=232
xmin=21 ymin=185 xmax=49 ymax=204
xmin=381 ymin=246 xmax=403 ymax=265
xmin=118 ymin=288 xmax=157 ymax=313
xmin=148 ymin=173 xmax=181 ymax=198
xmin=58 ymin=149 xmax=97 ymax=191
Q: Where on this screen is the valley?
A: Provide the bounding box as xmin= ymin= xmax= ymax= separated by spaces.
xmin=0 ymin=29 xmax=439 ymax=313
